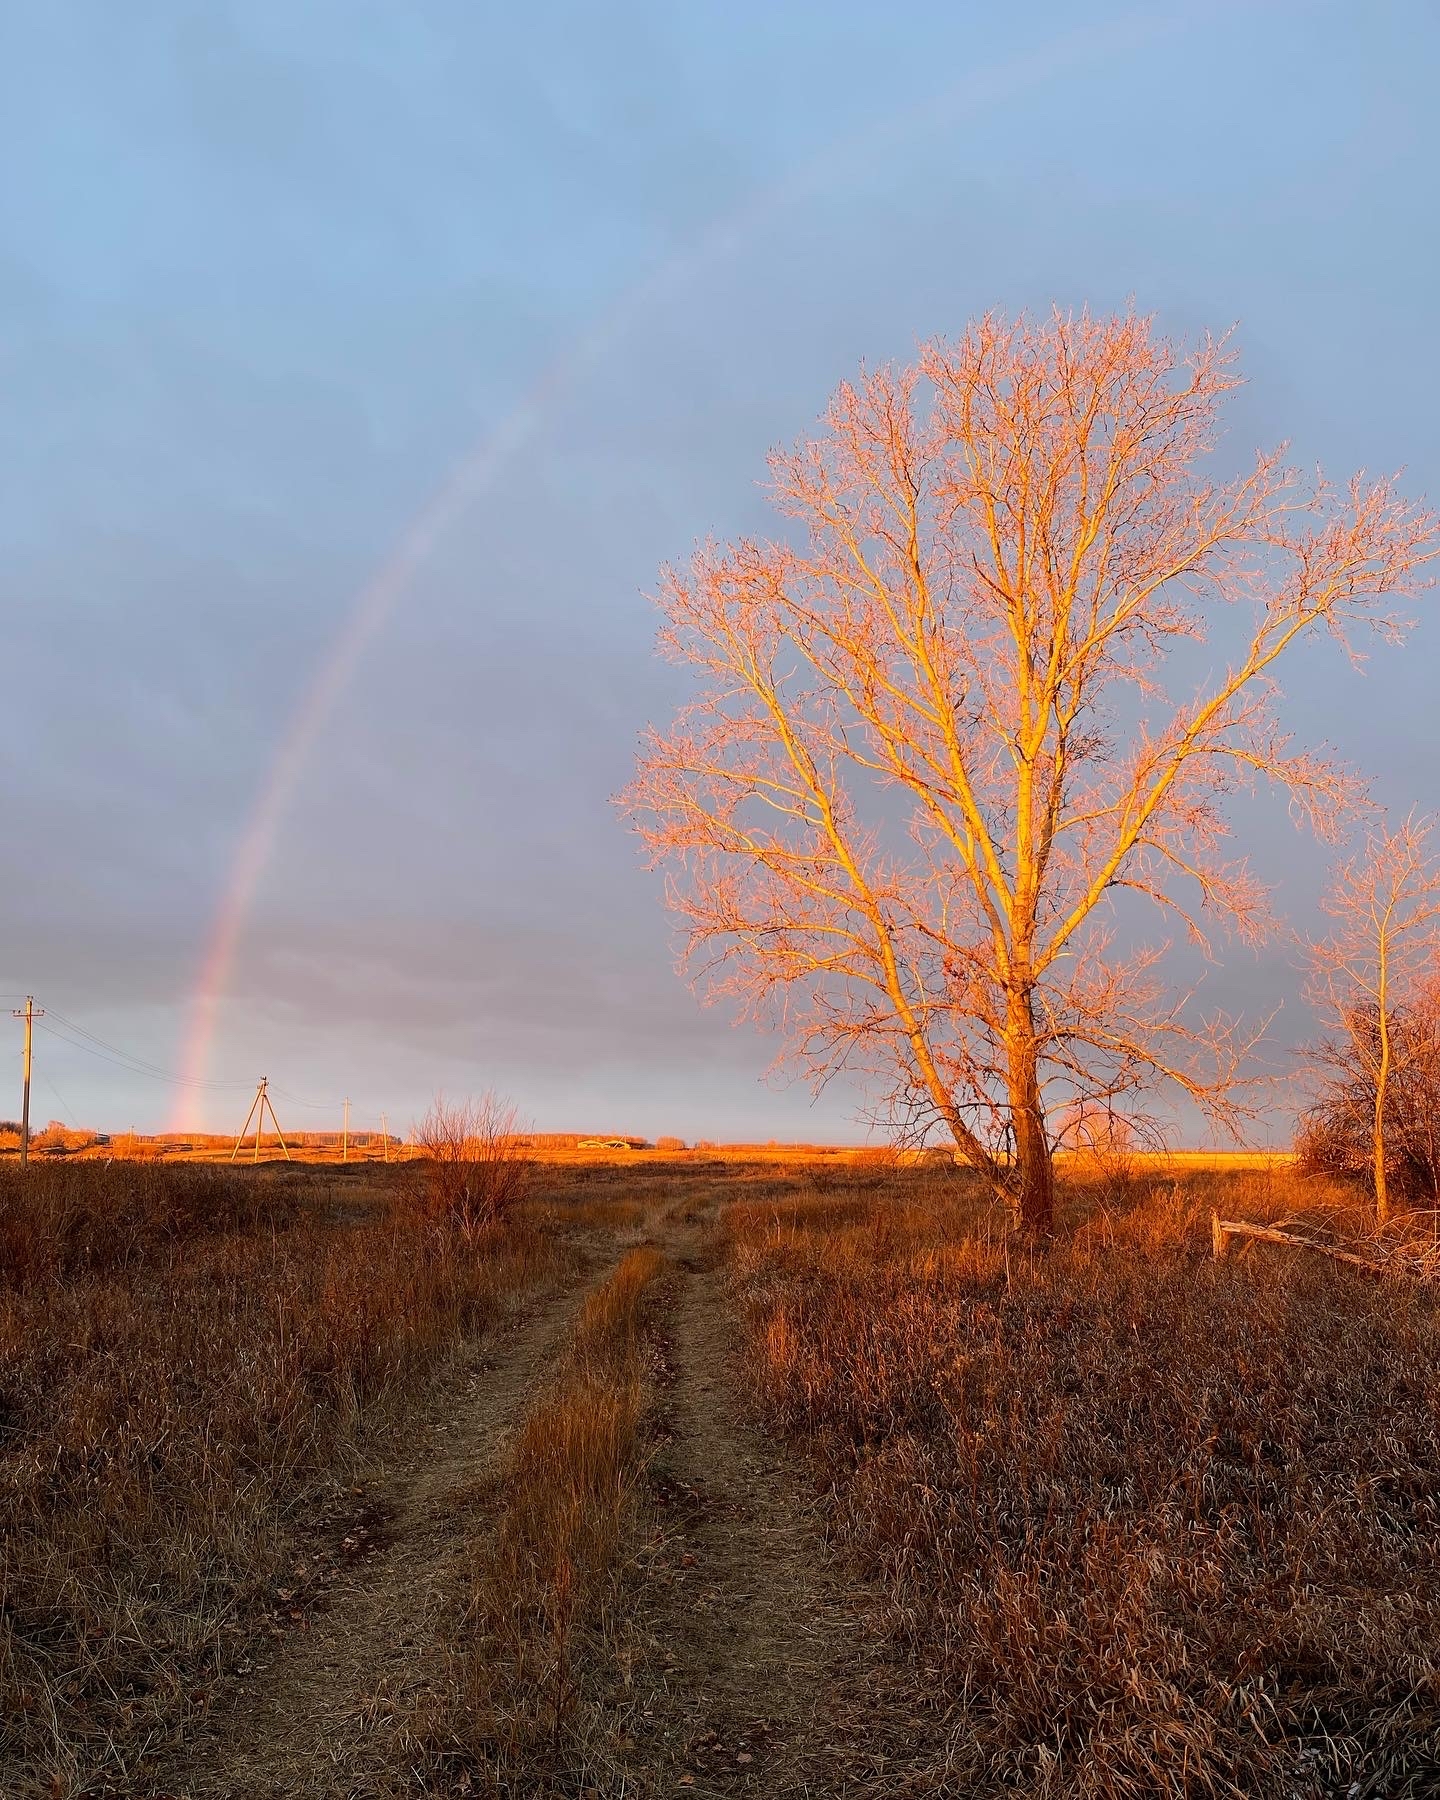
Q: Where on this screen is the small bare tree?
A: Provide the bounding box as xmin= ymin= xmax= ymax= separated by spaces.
xmin=1297 ymin=983 xmax=1440 ymax=1208
xmin=625 ymin=310 xmax=1438 ymax=1233
xmin=1304 ymin=815 xmax=1440 ymax=1223
xmin=413 ymin=1093 xmax=531 ymax=1238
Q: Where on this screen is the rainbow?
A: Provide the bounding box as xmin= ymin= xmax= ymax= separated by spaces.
xmin=172 ymin=8 xmax=1181 ymax=1126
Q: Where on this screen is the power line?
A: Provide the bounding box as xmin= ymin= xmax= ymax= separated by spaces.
xmin=266 ymin=1082 xmax=339 ymax=1111
xmin=37 ymin=1022 xmax=354 ymax=1122
xmin=42 ymin=1009 xmax=253 ymax=1089
xmin=20 ymin=995 xmax=358 ymax=1126
xmin=39 ymin=1070 xmax=78 ymax=1128
xmin=35 ymin=1020 xmax=251 ymax=1091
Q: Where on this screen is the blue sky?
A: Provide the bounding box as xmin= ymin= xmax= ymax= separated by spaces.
xmin=2 ymin=1 xmax=1438 ymax=1141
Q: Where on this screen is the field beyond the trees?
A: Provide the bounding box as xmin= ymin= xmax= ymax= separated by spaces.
xmin=1 ymin=1152 xmax=1434 ymax=1799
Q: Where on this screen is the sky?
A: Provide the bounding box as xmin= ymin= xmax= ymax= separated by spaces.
xmin=2 ymin=0 xmax=1438 ymax=1143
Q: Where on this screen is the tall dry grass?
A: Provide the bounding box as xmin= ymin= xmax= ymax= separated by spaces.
xmin=0 ymin=1161 xmax=553 ymax=1800
xmin=410 ymin=1244 xmax=665 ymax=1791
xmin=726 ymin=1168 xmax=1440 ymax=1797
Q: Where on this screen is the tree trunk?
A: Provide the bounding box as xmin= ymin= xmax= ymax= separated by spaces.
xmin=1005 ymin=988 xmax=1055 ymax=1235
xmin=1374 ymin=997 xmax=1392 ymax=1228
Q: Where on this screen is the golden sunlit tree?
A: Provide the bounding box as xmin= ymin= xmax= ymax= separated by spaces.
xmin=1304 ymin=814 xmax=1440 ymax=1225
xmin=625 ymin=311 xmax=1437 ymax=1233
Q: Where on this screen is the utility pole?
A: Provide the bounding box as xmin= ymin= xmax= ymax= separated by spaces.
xmin=380 ymin=1112 xmax=389 ymax=1163
xmin=11 ymin=997 xmax=43 ymax=1170
xmin=342 ymin=1096 xmax=350 ymax=1164
xmin=230 ymin=1077 xmax=291 ymax=1164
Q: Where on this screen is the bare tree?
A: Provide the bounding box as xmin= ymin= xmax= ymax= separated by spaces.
xmin=1297 ymin=983 xmax=1440 ymax=1209
xmin=625 ymin=311 xmax=1437 ymax=1233
xmin=1304 ymin=815 xmax=1440 ymax=1223
xmin=412 ymin=1092 xmax=531 ymax=1237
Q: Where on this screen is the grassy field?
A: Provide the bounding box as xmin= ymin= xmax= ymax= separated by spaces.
xmin=723 ymin=1163 xmax=1440 ymax=1795
xmin=0 ymin=1135 xmax=1298 ymax=1173
xmin=2 ymin=1150 xmax=1435 ymax=1798
xmin=0 ymin=1158 xmax=557 ymax=1798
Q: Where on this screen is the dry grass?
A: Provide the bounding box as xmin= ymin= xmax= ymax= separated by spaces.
xmin=12 ymin=1145 xmax=1433 ymax=1798
xmin=725 ymin=1166 xmax=1440 ymax=1798
xmin=407 ymin=1245 xmax=665 ymax=1793
xmin=0 ymin=1160 xmax=555 ymax=1799
xmin=519 ymin=1153 xmax=725 ymax=1237
xmin=522 ymin=1193 xmax=649 ymax=1237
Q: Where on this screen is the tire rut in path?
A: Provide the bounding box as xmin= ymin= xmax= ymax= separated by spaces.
xmin=159 ymin=1264 xmax=610 ymax=1800
xmin=626 ymin=1227 xmax=889 ymax=1798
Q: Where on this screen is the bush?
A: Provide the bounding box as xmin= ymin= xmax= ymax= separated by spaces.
xmin=30 ymin=1120 xmax=96 ymax=1154
xmin=412 ymin=1093 xmax=532 ymax=1238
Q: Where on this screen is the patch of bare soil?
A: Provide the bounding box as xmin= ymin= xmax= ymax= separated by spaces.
xmin=616 ymin=1223 xmax=907 ymax=1798
xmin=149 ymin=1265 xmax=608 ymax=1800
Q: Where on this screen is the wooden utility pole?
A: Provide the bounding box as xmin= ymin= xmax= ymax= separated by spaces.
xmin=342 ymin=1096 xmax=350 ymax=1164
xmin=380 ymin=1112 xmax=389 ymax=1163
xmin=230 ymin=1077 xmax=291 ymax=1163
xmin=11 ymin=998 xmax=44 ymax=1169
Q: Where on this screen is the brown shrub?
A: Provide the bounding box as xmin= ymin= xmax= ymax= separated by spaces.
xmin=411 ymin=1093 xmax=532 ymax=1237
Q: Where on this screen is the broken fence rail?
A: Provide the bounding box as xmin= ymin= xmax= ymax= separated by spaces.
xmin=1210 ymin=1212 xmax=1395 ymax=1277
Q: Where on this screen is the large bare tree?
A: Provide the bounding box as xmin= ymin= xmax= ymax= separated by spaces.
xmin=1305 ymin=814 xmax=1440 ymax=1224
xmin=626 ymin=312 xmax=1436 ymax=1231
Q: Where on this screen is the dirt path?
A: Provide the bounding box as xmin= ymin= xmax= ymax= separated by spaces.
xmin=619 ymin=1217 xmax=895 ymax=1797
xmin=150 ymin=1199 xmax=899 ymax=1798
xmin=157 ymin=1264 xmax=609 ymax=1800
